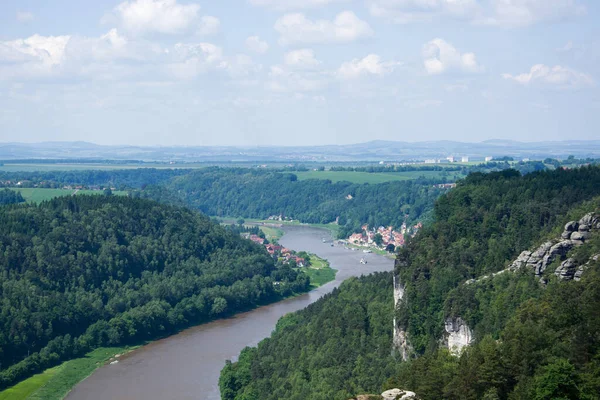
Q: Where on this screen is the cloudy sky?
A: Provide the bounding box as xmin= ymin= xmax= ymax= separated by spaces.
xmin=0 ymin=0 xmax=598 ymax=146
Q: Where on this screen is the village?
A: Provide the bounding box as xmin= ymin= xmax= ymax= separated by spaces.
xmin=342 ymin=221 xmax=423 ymax=252
xmin=244 ymin=233 xmax=307 ymax=267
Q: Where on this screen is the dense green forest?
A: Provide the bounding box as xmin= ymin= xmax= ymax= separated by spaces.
xmin=0 ymin=168 xmax=448 ymax=236
xmin=0 ymin=195 xmax=308 ymax=390
xmin=221 ymin=166 xmax=600 ymax=400
xmin=220 ymin=273 xmax=396 ymax=400
xmin=396 ymin=166 xmax=600 ymax=354
xmin=0 ymin=169 xmax=187 ymax=190
xmin=167 ymin=168 xmax=445 ymax=237
xmin=0 ymin=189 xmax=24 ymax=205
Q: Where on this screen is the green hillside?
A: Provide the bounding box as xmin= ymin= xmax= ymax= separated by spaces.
xmin=0 ymin=195 xmax=309 ymax=392
xmin=221 ymin=166 xmax=600 ymax=400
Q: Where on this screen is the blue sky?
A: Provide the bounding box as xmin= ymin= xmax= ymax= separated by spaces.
xmin=0 ymin=0 xmax=598 ymax=146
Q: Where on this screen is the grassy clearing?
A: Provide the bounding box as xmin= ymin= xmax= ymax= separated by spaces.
xmin=0 ymin=346 xmax=137 ymax=400
xmin=294 ymin=170 xmax=451 ymax=184
xmin=256 ymin=226 xmax=284 ymax=242
xmin=303 ymin=255 xmax=337 ymax=288
xmin=0 ymin=366 xmax=61 ymax=400
xmin=13 ymin=188 xmax=126 ymax=203
xmin=240 ymin=218 xmax=340 ymax=238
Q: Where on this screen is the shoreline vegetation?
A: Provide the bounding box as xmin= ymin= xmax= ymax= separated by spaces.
xmin=0 ymin=346 xmax=139 ymax=400
xmin=0 ymin=225 xmax=337 ymax=400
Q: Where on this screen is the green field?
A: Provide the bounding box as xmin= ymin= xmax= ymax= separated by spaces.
xmin=294 ymin=170 xmax=454 ymax=184
xmin=256 ymin=226 xmax=284 ymax=242
xmin=303 ymin=255 xmax=337 ymax=288
xmin=13 ymin=188 xmax=126 ymax=203
xmin=0 ymin=346 xmax=137 ymax=400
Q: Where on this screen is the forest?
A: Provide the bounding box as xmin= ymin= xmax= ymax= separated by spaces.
xmin=0 ymin=195 xmax=309 ymax=390
xmin=165 ymin=168 xmax=446 ymax=237
xmin=0 ymin=189 xmax=24 ymax=205
xmin=0 ymin=168 xmax=449 ymax=237
xmin=221 ymin=166 xmax=600 ymax=400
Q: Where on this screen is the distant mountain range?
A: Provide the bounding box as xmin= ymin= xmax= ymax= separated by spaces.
xmin=1 ymin=140 xmax=600 ymax=162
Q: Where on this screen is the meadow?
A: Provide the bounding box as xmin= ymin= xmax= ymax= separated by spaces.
xmin=13 ymin=188 xmax=126 ymax=203
xmin=0 ymin=346 xmax=137 ymax=400
xmin=293 ymin=170 xmax=456 ymax=184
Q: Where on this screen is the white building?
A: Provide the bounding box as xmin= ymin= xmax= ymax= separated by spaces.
xmin=461 ymin=156 xmax=469 ymax=163
xmin=446 ymin=156 xmax=455 ymax=163
xmin=485 ymin=156 xmax=493 ymax=162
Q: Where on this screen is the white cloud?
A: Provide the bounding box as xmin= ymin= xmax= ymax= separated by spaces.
xmin=485 ymin=0 xmax=586 ymax=27
xmin=198 ymin=16 xmax=220 ymax=36
xmin=0 ymin=34 xmax=71 ymax=79
xmin=248 ymin=0 xmax=348 ymax=10
xmin=112 ymin=0 xmax=201 ymax=35
xmin=267 ymin=65 xmax=329 ymax=92
xmin=16 ymin=11 xmax=35 ymax=23
xmin=167 ymin=43 xmax=224 ymax=79
xmin=502 ymin=64 xmax=594 ymax=88
xmin=275 ymin=11 xmax=373 ymax=45
xmin=222 ymin=54 xmax=263 ymax=78
xmin=422 ymin=38 xmax=482 ymax=75
xmin=284 ymin=49 xmax=321 ymax=69
xmin=367 ymin=0 xmax=586 ymax=27
xmin=337 ymin=54 xmax=400 ymax=79
xmin=0 ymin=30 xmax=233 ymax=82
xmin=245 ymin=36 xmax=269 ymax=54
xmin=368 ymin=0 xmax=481 ymax=24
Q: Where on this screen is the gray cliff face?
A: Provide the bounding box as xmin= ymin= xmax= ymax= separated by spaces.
xmin=444 ymin=318 xmax=473 ymax=355
xmin=392 ymin=274 xmax=411 ymax=361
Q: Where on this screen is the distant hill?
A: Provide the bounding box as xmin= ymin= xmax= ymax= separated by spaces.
xmin=2 ymin=140 xmax=600 ymax=162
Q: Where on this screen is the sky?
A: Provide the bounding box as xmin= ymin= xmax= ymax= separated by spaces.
xmin=0 ymin=0 xmax=598 ymax=146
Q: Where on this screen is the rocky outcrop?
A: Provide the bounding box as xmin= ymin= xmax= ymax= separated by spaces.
xmin=392 ymin=274 xmax=411 ymax=361
xmin=351 ymin=389 xmax=419 ymax=400
xmin=509 ymin=213 xmax=598 ymax=279
xmin=444 ymin=317 xmax=473 ymax=355
xmin=557 ymin=254 xmax=600 ymax=281
xmin=381 ymin=388 xmax=418 ymax=400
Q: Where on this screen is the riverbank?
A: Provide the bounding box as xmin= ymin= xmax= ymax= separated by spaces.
xmin=0 ymin=346 xmax=139 ymax=400
xmin=63 ymin=225 xmax=394 ymax=400
xmin=0 ymin=229 xmax=337 ymax=400
xmin=221 ymin=217 xmax=340 ymax=238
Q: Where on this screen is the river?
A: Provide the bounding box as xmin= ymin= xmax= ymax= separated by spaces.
xmin=66 ymin=226 xmax=394 ymax=400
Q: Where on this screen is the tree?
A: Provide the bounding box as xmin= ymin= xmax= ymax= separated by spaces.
xmin=534 ymin=359 xmax=580 ymax=400
xmin=385 ymin=244 xmax=395 ymax=253
xmin=373 ymin=233 xmax=383 ymax=247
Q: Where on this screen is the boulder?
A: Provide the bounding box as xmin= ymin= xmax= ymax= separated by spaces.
xmin=555 ymin=258 xmax=578 ymax=280
xmin=549 ymin=240 xmax=575 ymax=257
xmin=570 ymin=232 xmax=586 ymax=242
xmin=561 ymin=231 xmax=572 ymax=240
xmin=578 ymin=224 xmax=590 ymax=232
xmin=579 ymin=213 xmax=598 ymax=227
xmin=564 ymin=221 xmax=579 ymax=232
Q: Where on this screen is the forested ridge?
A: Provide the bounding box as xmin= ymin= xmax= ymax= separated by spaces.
xmin=221 ymin=166 xmax=600 ymax=400
xmin=167 ymin=168 xmax=445 ymax=237
xmin=0 ymin=195 xmax=308 ymax=389
xmin=0 ymin=168 xmax=448 ymax=237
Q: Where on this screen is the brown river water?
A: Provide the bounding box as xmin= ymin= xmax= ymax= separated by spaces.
xmin=66 ymin=225 xmax=394 ymax=400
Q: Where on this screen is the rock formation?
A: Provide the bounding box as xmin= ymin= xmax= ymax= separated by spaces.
xmin=393 ymin=274 xmax=411 ymax=361
xmin=444 ymin=317 xmax=473 ymax=355
xmin=508 ymin=212 xmax=598 ymax=280
xmin=381 ymin=388 xmax=418 ymax=400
